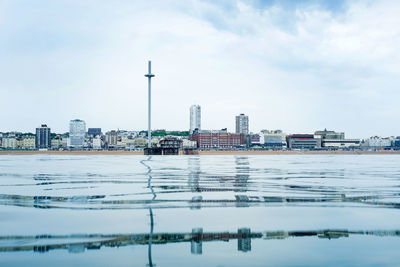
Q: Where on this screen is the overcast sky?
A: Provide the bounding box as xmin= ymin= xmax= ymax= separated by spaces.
xmin=1 ymin=0 xmax=400 ymax=138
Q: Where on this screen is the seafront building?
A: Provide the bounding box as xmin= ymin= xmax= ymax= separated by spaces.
xmin=107 ymin=130 xmax=118 ymax=148
xmin=235 ymin=114 xmax=249 ymax=135
xmin=1 ymin=134 xmax=17 ymax=149
xmin=69 ymin=119 xmax=86 ymax=148
xmin=190 ymin=129 xmax=243 ymax=149
xmin=314 ymin=129 xmax=360 ymax=149
xmin=190 ymin=105 xmax=201 ymax=134
xmin=260 ymin=130 xmax=287 ymax=148
xmin=362 ymin=137 xmax=393 ymax=149
xmin=35 ymin=124 xmax=51 ymax=149
xmin=286 ymin=134 xmax=322 ymax=150
xmin=20 ymin=136 xmax=35 ymax=149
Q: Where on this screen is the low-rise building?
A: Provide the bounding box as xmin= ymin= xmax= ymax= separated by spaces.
xmin=260 ymin=130 xmax=287 ymax=148
xmin=323 ymin=139 xmax=360 ymax=149
xmin=190 ymin=129 xmax=243 ymax=149
xmin=362 ymin=137 xmax=392 ymax=149
xmin=286 ymin=134 xmax=321 ymax=150
xmin=20 ymin=136 xmax=36 ymax=149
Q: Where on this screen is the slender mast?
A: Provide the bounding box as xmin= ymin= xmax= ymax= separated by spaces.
xmin=145 ymin=61 xmax=155 ymax=148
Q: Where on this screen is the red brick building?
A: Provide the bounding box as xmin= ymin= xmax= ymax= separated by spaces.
xmin=190 ymin=130 xmax=244 ymax=149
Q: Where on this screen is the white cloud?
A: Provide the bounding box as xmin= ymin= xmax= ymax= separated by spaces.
xmin=0 ymin=0 xmax=399 ymax=138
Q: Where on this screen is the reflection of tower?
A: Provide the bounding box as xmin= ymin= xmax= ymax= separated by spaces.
xmin=188 ymin=156 xmax=201 ymax=192
xmin=238 ymin=228 xmax=251 ymax=252
xmin=141 ymin=156 xmax=156 ymax=267
xmin=188 ymin=156 xmax=202 ymax=209
xmin=191 ymin=228 xmax=203 ymax=255
xmin=234 ymin=156 xmax=250 ymax=192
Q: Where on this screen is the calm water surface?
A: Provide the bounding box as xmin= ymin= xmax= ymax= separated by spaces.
xmin=0 ymin=155 xmax=400 ymax=266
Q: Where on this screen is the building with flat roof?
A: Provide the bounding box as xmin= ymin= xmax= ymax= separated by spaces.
xmin=235 ymin=114 xmax=249 ymax=135
xmin=190 ymin=129 xmax=243 ymax=149
xmin=35 ymin=124 xmax=51 ymax=149
xmin=190 ymin=105 xmax=201 ymax=134
xmin=69 ymin=119 xmax=86 ymax=148
xmin=261 ymin=130 xmax=287 ymax=148
xmin=286 ymin=134 xmax=321 ymax=150
xmin=323 ymin=139 xmax=360 ymax=149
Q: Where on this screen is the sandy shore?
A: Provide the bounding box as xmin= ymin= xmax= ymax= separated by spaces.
xmin=0 ymin=150 xmax=400 ymax=155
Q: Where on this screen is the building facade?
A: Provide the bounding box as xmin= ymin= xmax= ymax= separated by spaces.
xmin=261 ymin=130 xmax=287 ymax=148
xmin=35 ymin=124 xmax=51 ymax=149
xmin=88 ymin=128 xmax=102 ymax=137
xmin=20 ymin=136 xmax=36 ymax=149
xmin=314 ymin=129 xmax=345 ymax=140
xmin=235 ymin=114 xmax=249 ymax=135
xmin=362 ymin=137 xmax=392 ymax=149
xmin=190 ymin=129 xmax=243 ymax=149
xmin=286 ymin=134 xmax=321 ymax=150
xmin=69 ymin=119 xmax=86 ymax=148
xmin=323 ymin=139 xmax=360 ymax=149
xmin=1 ymin=135 xmax=17 ymax=149
xmin=107 ymin=130 xmax=118 ymax=148
xmin=190 ymin=105 xmax=201 ymax=134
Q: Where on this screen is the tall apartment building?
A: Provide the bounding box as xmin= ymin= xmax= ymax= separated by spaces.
xmin=190 ymin=105 xmax=201 ymax=134
xmin=69 ymin=119 xmax=86 ymax=147
xmin=235 ymin=114 xmax=249 ymax=135
xmin=35 ymin=124 xmax=51 ymax=149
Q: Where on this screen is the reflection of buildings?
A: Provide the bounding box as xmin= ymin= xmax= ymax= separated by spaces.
xmin=188 ymin=157 xmax=203 ymax=209
xmin=234 ymin=156 xmax=250 ymax=192
xmin=188 ymin=157 xmax=201 ymax=192
xmin=2 ymin=229 xmax=395 ymax=254
xmin=238 ymin=228 xmax=251 ymax=252
xmin=191 ymin=228 xmax=203 ymax=255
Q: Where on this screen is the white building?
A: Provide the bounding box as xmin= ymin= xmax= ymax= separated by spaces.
xmin=20 ymin=136 xmax=36 ymax=149
xmin=69 ymin=119 xmax=86 ymax=147
xmin=260 ymin=130 xmax=287 ymax=148
xmin=190 ymin=105 xmax=201 ymax=134
xmin=92 ymin=137 xmax=102 ymax=150
xmin=235 ymin=114 xmax=249 ymax=135
xmin=1 ymin=136 xmax=17 ymax=149
xmin=362 ymin=137 xmax=392 ymax=149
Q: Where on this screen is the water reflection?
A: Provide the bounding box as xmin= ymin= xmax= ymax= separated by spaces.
xmin=234 ymin=156 xmax=250 ymax=192
xmin=1 ymin=156 xmax=400 ymax=210
xmin=1 ymin=229 xmax=399 ymax=254
xmin=140 ymin=156 xmax=156 ymax=267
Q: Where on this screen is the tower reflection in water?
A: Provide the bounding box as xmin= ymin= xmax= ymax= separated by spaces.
xmin=188 ymin=156 xmax=202 ymax=209
xmin=140 ymin=156 xmax=156 ymax=267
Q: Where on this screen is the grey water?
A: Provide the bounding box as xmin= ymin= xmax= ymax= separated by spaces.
xmin=1 ymin=155 xmax=400 ymax=266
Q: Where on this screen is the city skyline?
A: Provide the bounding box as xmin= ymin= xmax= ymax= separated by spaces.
xmin=1 ymin=1 xmax=400 ymax=138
